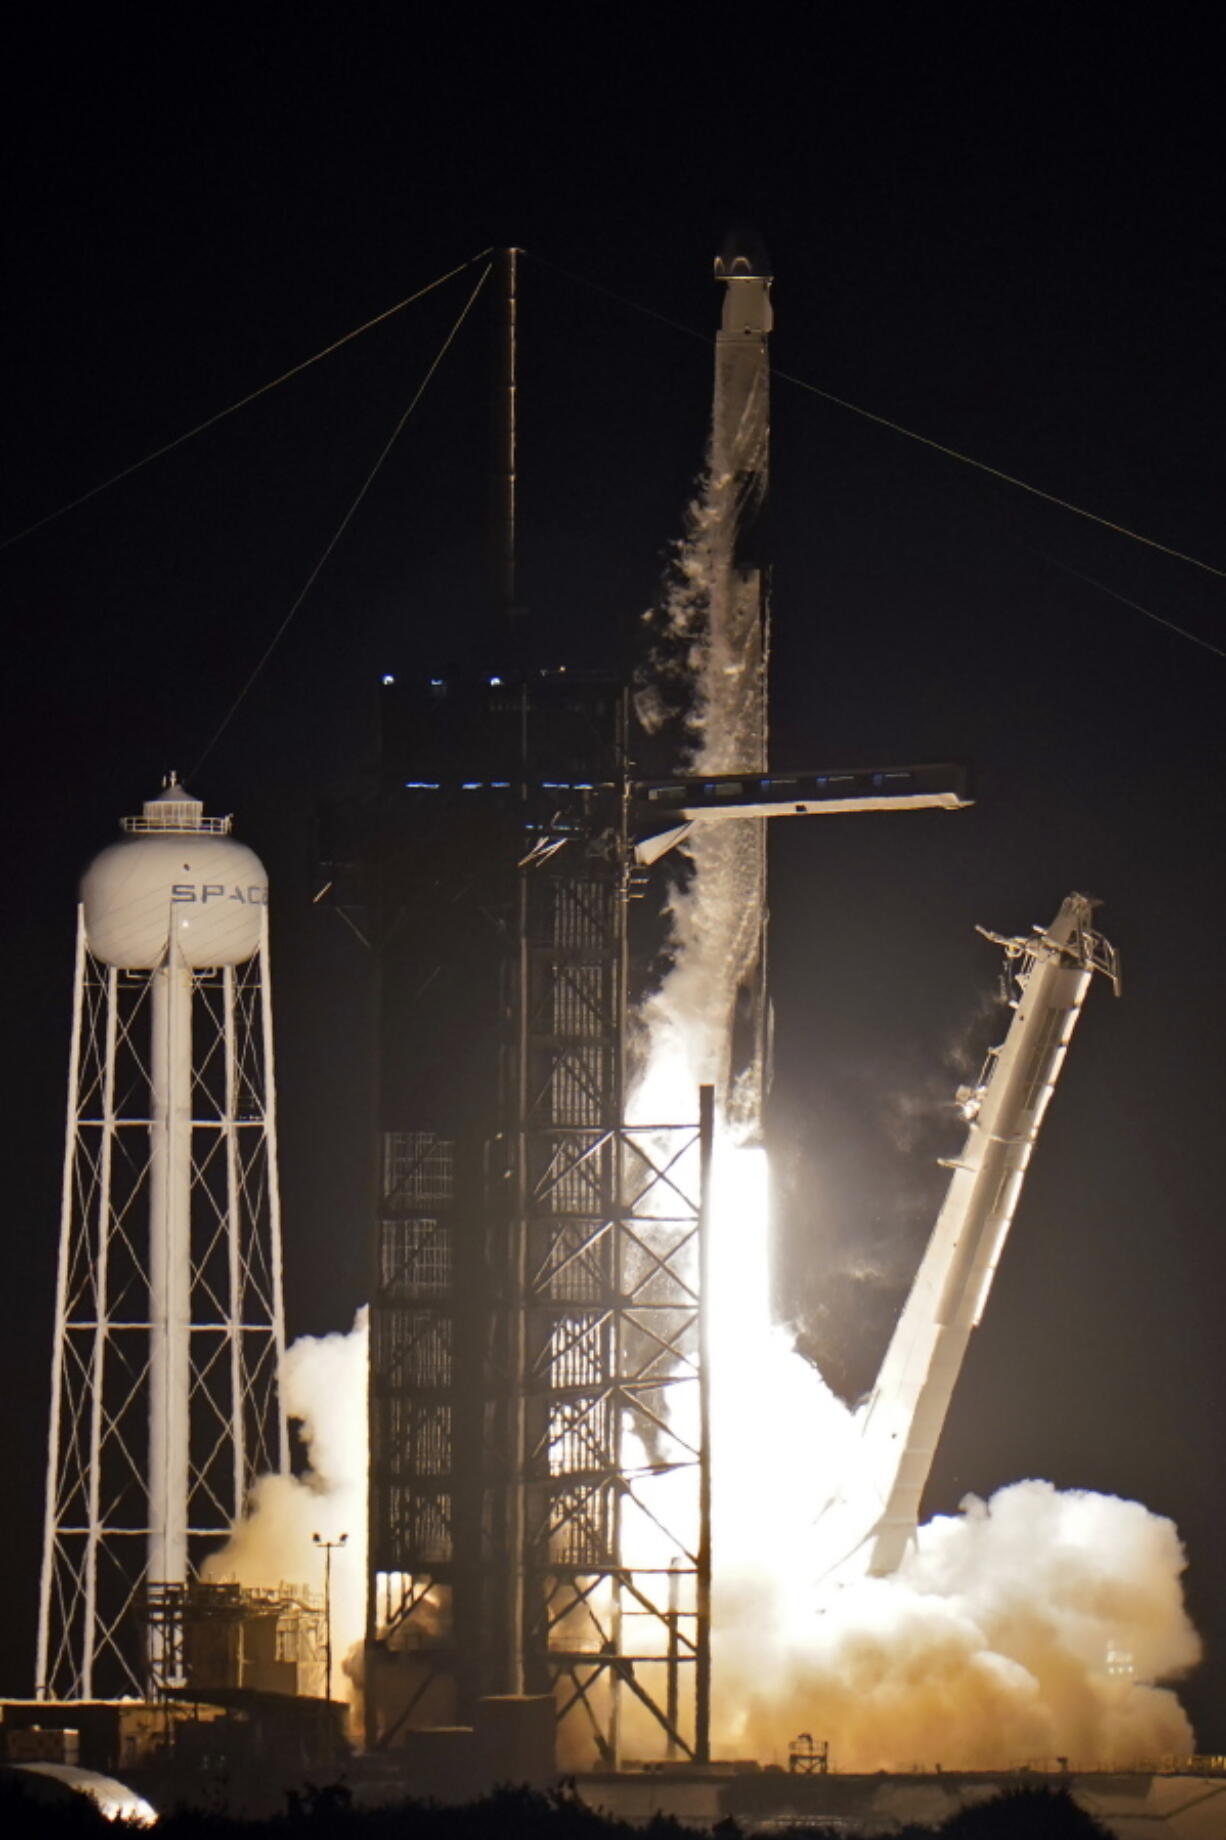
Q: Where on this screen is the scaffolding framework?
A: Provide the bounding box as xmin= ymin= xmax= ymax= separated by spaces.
xmin=363 ymin=677 xmax=710 ymax=1764
xmin=37 ymin=911 xmax=288 ymax=1701
xmin=147 ymin=1580 xmax=325 ymax=1698
xmin=367 ymin=1129 xmax=464 ymax=1729
xmin=510 ymin=851 xmax=708 ymax=1762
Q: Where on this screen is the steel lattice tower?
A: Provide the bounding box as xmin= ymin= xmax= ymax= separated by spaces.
xmin=507 ymin=751 xmax=710 ymax=1759
xmin=37 ymin=779 xmax=288 ymax=1700
xmin=353 ymin=675 xmax=710 ymax=1765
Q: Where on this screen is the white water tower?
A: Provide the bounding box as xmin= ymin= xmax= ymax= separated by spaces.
xmin=37 ymin=776 xmax=288 ymax=1699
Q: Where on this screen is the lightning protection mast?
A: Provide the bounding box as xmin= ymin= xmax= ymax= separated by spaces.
xmin=37 ymin=777 xmax=289 ymax=1700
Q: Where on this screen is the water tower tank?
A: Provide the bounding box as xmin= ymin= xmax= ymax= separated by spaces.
xmin=82 ymin=777 xmax=268 ymax=969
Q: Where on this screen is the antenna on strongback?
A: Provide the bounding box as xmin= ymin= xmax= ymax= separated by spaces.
xmin=497 ymin=245 xmax=522 ymax=652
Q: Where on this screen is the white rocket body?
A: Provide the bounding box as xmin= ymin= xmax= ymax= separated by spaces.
xmin=818 ymin=894 xmax=1119 ymax=1581
xmin=691 ymin=237 xmax=773 ymax=1132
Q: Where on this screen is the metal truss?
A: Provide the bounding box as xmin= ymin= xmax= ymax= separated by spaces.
xmin=519 ymin=1116 xmax=709 ymax=1764
xmin=366 ymin=852 xmax=711 ymax=1765
xmin=510 ymin=856 xmax=710 ymax=1765
xmin=146 ymin=1581 xmax=325 ymax=1697
xmin=37 ymin=908 xmax=288 ymax=1701
xmin=361 ymin=678 xmax=710 ymax=1762
xmin=367 ymin=1130 xmax=465 ymax=1741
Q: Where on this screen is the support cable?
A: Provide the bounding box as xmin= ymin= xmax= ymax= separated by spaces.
xmin=191 ymin=262 xmax=492 ymax=774
xmin=522 ymin=249 xmax=1226 ymax=597
xmin=769 ymin=366 xmax=1226 ymax=585
xmin=1 ymin=249 xmax=493 ymax=554
xmin=1014 ymin=547 xmax=1226 ymax=662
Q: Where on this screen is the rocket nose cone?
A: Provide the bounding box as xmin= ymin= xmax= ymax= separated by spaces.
xmin=714 ymin=227 xmax=772 ymax=281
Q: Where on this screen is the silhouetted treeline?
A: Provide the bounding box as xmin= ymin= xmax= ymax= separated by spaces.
xmin=0 ymin=1779 xmax=1116 ymax=1837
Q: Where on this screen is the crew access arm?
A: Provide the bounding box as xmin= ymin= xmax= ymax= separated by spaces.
xmin=823 ymin=893 xmax=1120 ymax=1580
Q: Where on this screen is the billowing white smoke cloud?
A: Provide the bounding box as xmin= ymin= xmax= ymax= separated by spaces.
xmin=204 ymin=1309 xmax=368 ymax=1702
xmin=716 ymin=1477 xmax=1199 ymax=1769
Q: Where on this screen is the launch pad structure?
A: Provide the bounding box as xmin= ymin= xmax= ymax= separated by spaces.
xmin=146 ymin=1580 xmax=326 ymax=1699
xmin=345 ymin=673 xmax=967 ymax=1765
xmin=338 ymin=242 xmax=971 ymax=1767
xmin=352 ymin=672 xmax=713 ymax=1764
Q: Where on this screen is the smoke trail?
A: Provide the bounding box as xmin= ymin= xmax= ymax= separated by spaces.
xmin=633 ymin=450 xmax=768 ymax=1137
xmin=203 ymin=1309 xmax=368 ymax=1702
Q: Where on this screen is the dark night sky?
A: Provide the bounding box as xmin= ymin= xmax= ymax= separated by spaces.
xmin=2 ymin=15 xmax=1223 ymax=1745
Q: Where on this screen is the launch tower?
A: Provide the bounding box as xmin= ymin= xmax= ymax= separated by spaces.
xmin=350 ymin=242 xmax=967 ymax=1766
xmin=356 ymin=676 xmax=711 ymax=1764
xmin=37 ymin=779 xmax=288 ymax=1700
